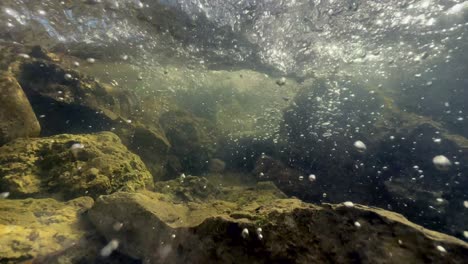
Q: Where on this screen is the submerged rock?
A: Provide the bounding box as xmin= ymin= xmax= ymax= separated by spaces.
xmin=4 ymin=45 xmax=171 ymax=179
xmin=0 ymin=132 xmax=153 ymax=200
xmin=88 ymin=180 xmax=468 ymax=263
xmin=253 ymin=155 xmax=302 ymax=184
xmin=0 ymin=71 xmax=40 ymax=146
xmin=153 ymin=175 xmax=221 ymax=202
xmin=160 ymin=110 xmax=217 ymax=175
xmin=277 ymin=78 xmax=468 ymax=238
xmin=208 ymin=158 xmax=226 ymax=173
xmin=0 ymin=196 xmax=93 ymax=262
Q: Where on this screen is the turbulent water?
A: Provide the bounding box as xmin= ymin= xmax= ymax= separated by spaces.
xmin=1 ymin=0 xmax=468 ymax=263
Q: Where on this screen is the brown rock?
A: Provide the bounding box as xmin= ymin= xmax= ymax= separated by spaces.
xmin=0 ymin=71 xmax=40 ymax=146
xmin=89 ymin=179 xmax=468 ymax=263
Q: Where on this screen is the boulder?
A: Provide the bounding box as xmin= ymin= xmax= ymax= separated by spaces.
xmin=0 ymin=196 xmax=93 ymax=263
xmin=0 ymin=71 xmax=40 ymax=146
xmin=0 ymin=132 xmax=153 ymax=200
xmin=89 ymin=178 xmax=468 ymax=263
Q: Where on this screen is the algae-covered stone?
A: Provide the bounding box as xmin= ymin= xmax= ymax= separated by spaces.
xmin=0 ymin=132 xmax=153 ymax=200
xmin=89 ymin=180 xmax=468 ymax=263
xmin=0 ymin=71 xmax=40 ymax=146
xmin=0 ymin=196 xmax=93 ymax=263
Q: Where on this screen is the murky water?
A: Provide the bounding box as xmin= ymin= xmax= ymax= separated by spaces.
xmin=0 ymin=0 xmax=468 ymax=263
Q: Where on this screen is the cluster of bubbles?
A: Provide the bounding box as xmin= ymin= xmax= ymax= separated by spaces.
xmin=241 ymin=226 xmax=264 ymax=241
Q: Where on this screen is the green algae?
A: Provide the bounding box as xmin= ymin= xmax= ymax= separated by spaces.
xmin=0 ymin=132 xmax=153 ymax=200
xmin=0 ymin=196 xmax=94 ymax=263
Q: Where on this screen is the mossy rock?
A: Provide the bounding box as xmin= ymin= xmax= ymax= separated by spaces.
xmin=0 ymin=132 xmax=153 ymax=200
xmin=89 ymin=182 xmax=468 ymax=263
xmin=0 ymin=196 xmax=93 ymax=263
xmin=0 ymin=71 xmax=40 ymax=146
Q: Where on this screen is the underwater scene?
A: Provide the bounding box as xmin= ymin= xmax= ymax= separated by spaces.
xmin=0 ymin=0 xmax=468 ymax=263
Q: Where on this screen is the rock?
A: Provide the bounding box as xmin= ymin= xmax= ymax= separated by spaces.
xmin=0 ymin=41 xmax=31 ymax=71
xmin=0 ymin=71 xmax=40 ymax=146
xmin=216 ymin=136 xmax=278 ymax=172
xmin=116 ymin=124 xmax=170 ymax=181
xmin=208 ymin=158 xmax=226 ymax=173
xmin=0 ymin=132 xmax=153 ymax=200
xmin=375 ymin=110 xmax=468 ymax=237
xmin=153 ymin=176 xmax=221 ymax=202
xmin=12 ymin=58 xmax=141 ymax=126
xmin=88 ymin=180 xmax=468 ymax=263
xmin=159 ymin=110 xmax=217 ymax=175
xmin=278 ymin=78 xmax=468 ymax=238
xmin=4 ymin=46 xmax=171 ymax=179
xmin=253 ymin=155 xmax=302 ymax=184
xmin=0 ymin=196 xmax=94 ymax=262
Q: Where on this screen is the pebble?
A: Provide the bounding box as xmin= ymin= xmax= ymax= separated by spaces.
xmin=432 ymin=155 xmax=452 ymax=170
xmin=436 ymin=245 xmax=447 ymax=253
xmin=64 ymin=73 xmax=73 ymax=81
xmin=463 ymin=201 xmax=468 ymax=208
xmin=343 ymin=201 xmax=354 ymax=208
xmin=70 ymin=143 xmax=84 ymax=151
xmin=86 ymin=57 xmax=96 ymax=64
xmin=18 ymin=53 xmax=30 ymax=59
xmin=241 ymin=228 xmax=249 ymax=239
xmin=113 ymin=222 xmax=123 ymax=231
xmin=353 ymin=140 xmax=367 ymax=152
xmin=354 ymin=221 xmax=361 ymax=228
xmin=0 ymin=192 xmax=10 ymax=199
xmin=276 ymin=77 xmax=286 ymax=86
xmin=298 ymin=175 xmax=304 ymax=181
xmin=100 ymin=239 xmax=119 ymax=257
xmin=308 ymin=174 xmax=316 ymax=182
